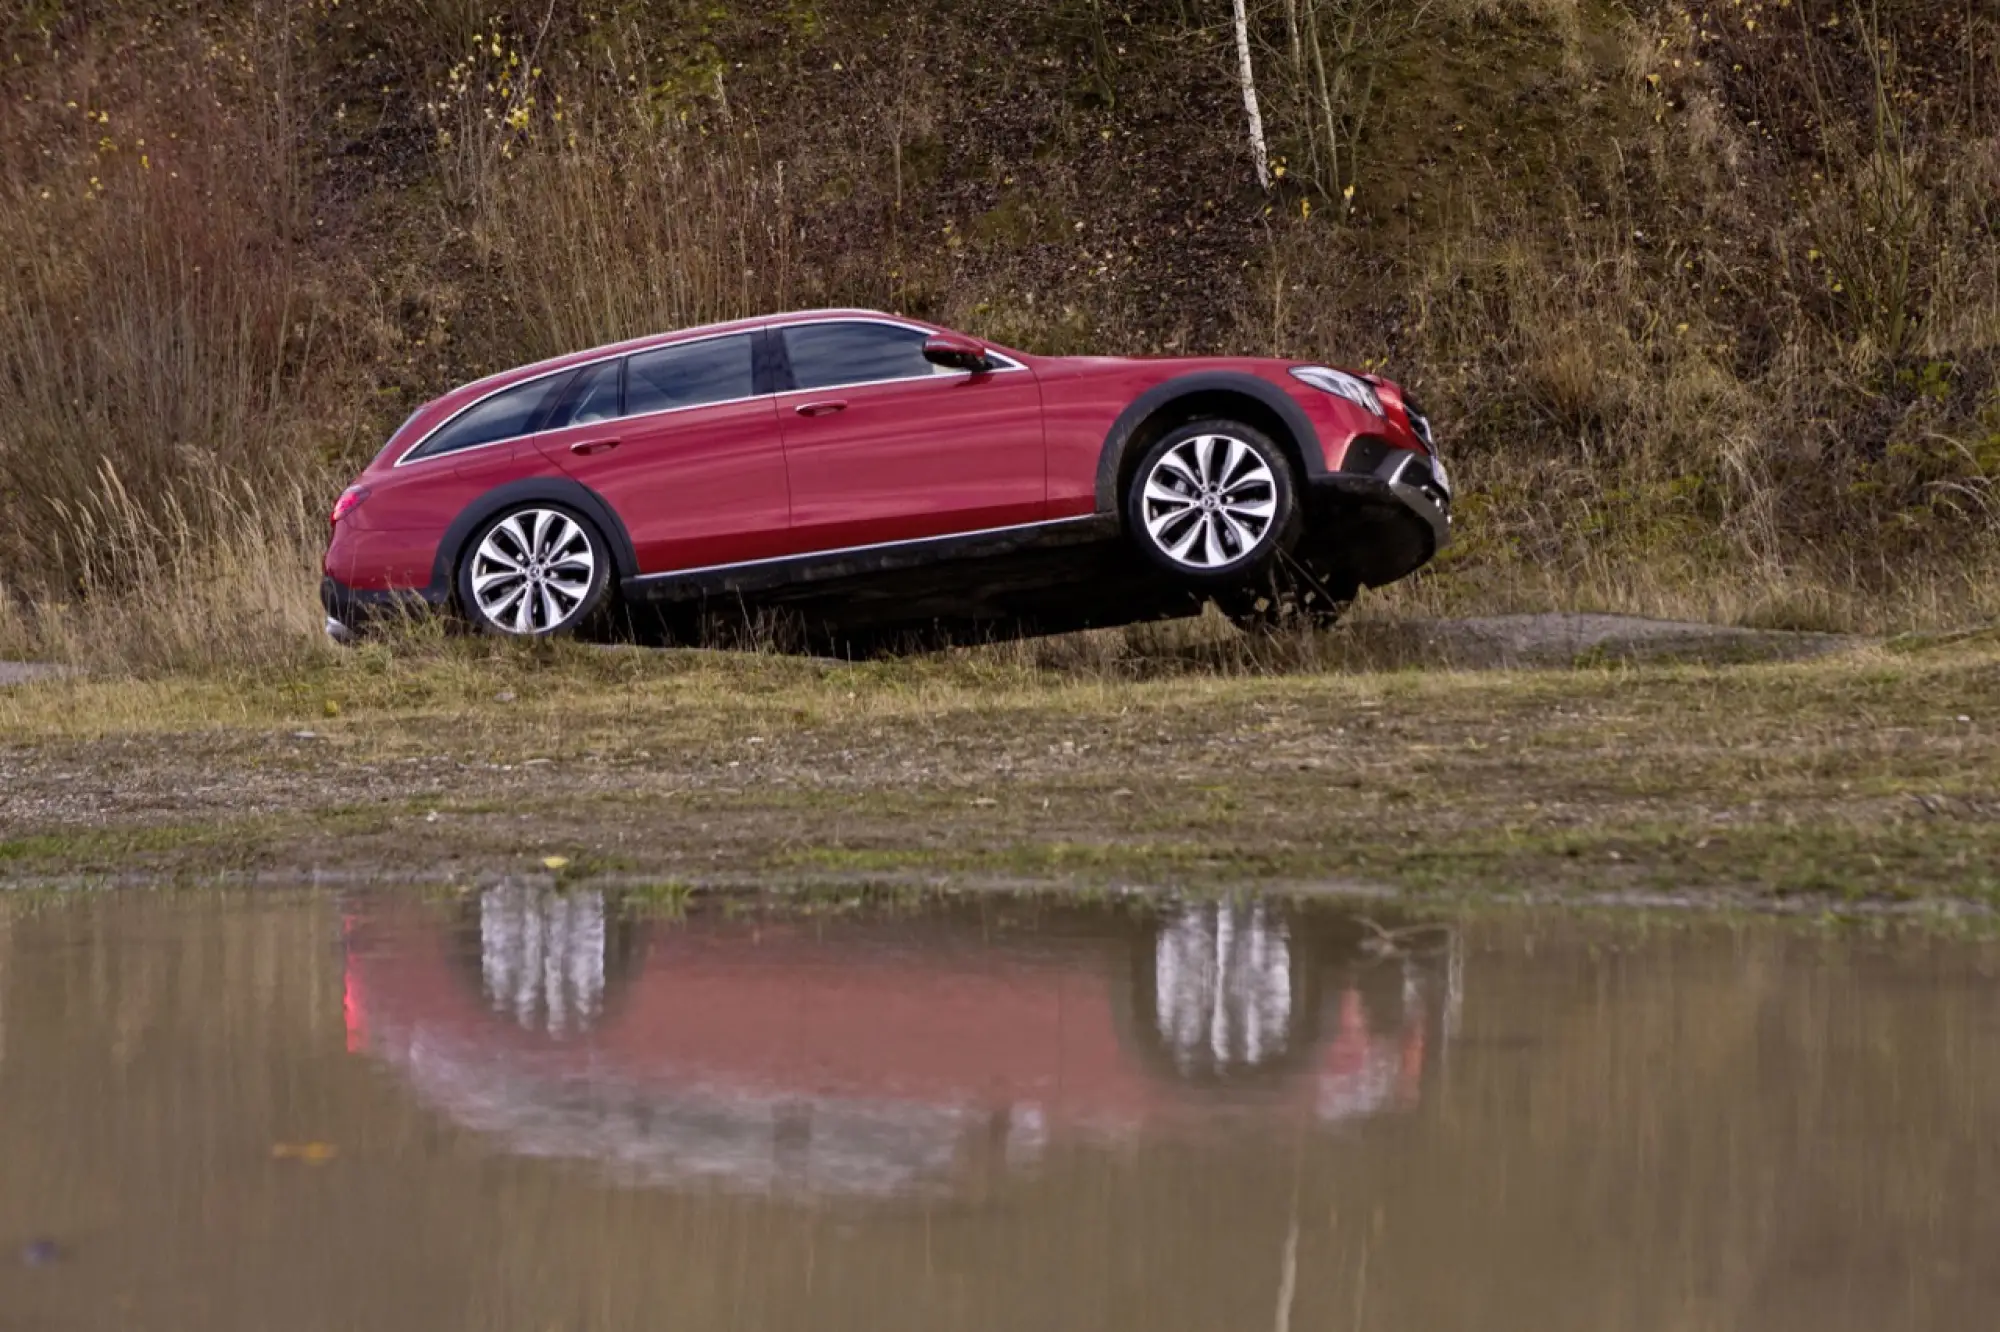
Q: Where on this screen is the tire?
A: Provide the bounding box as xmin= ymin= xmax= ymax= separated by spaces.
xmin=1124 ymin=419 xmax=1297 ymax=586
xmin=456 ymin=504 xmax=613 ymax=637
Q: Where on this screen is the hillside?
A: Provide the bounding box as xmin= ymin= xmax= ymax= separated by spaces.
xmin=0 ymin=0 xmax=1995 ymax=668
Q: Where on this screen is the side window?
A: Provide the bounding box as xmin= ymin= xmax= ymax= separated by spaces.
xmin=547 ymin=360 xmax=623 ymax=429
xmin=409 ymin=373 xmax=572 ymax=461
xmin=626 ymin=335 xmax=755 ymax=416
xmin=782 ymin=322 xmax=951 ymax=391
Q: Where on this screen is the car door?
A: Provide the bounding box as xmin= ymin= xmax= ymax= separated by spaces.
xmin=537 ymin=333 xmax=789 ymax=574
xmin=773 ymin=320 xmax=1045 ymax=556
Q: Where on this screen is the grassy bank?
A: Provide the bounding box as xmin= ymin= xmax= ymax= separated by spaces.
xmin=2 ymin=623 xmax=1995 ymax=903
xmin=0 ymin=0 xmax=1995 ymax=672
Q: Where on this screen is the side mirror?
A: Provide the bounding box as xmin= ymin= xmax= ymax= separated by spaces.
xmin=922 ymin=332 xmax=992 ymax=373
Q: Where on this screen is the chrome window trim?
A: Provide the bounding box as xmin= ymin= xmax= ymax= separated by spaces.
xmin=392 ymin=315 xmax=1025 ymax=469
xmin=393 ymin=328 xmax=758 ymax=469
xmin=625 ymin=514 xmax=1099 ymax=585
xmin=773 ymin=316 xmax=1026 ymax=393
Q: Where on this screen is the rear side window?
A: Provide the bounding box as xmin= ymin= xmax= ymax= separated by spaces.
xmin=782 ymin=322 xmax=950 ymax=391
xmin=626 ymin=336 xmax=755 ymax=416
xmin=409 ymin=373 xmax=572 ymax=461
xmin=547 ymin=360 xmax=623 ymax=429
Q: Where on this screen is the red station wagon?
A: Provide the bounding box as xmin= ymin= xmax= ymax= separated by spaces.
xmin=321 ymin=311 xmax=1450 ymax=643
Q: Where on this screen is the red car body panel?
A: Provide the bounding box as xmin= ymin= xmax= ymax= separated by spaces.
xmin=321 ymin=309 xmax=1448 ymax=633
xmin=775 ymin=369 xmax=1048 ymax=552
xmin=541 ymin=397 xmax=793 ymax=571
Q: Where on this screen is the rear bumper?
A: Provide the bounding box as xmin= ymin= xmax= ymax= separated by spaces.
xmin=320 ymin=575 xmax=448 ymax=641
xmin=1305 ymin=441 xmax=1452 ymax=588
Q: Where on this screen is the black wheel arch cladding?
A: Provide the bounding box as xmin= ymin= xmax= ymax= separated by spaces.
xmin=430 ymin=477 xmax=638 ymax=593
xmin=1093 ymin=371 xmax=1325 ymax=514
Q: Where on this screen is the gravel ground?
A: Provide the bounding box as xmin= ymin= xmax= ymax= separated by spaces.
xmin=1 ymin=616 xmax=1994 ymax=903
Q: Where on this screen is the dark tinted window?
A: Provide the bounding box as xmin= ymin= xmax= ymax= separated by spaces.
xmin=412 ymin=374 xmax=571 ymax=460
xmin=626 ymin=336 xmax=755 ymax=416
xmin=547 ymin=360 xmax=623 ymax=429
xmin=782 ymin=322 xmax=952 ymax=391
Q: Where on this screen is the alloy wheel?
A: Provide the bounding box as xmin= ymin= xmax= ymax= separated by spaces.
xmin=1139 ymin=434 xmax=1279 ymax=570
xmin=470 ymin=508 xmax=597 ymax=634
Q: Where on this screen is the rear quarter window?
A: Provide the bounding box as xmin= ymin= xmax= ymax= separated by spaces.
xmin=406 ymin=373 xmax=574 ymax=461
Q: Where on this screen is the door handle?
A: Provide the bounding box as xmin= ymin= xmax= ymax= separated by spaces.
xmin=569 ymin=438 xmax=621 ymax=456
xmin=794 ymin=400 xmax=848 ymax=417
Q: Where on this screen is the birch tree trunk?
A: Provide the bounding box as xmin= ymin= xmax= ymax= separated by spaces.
xmin=1231 ymin=0 xmax=1272 ymax=190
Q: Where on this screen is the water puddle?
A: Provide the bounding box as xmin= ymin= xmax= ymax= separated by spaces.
xmin=2 ymin=889 xmax=1997 ymax=1329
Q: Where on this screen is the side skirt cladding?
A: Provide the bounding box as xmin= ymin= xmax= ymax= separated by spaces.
xmin=619 ymin=515 xmax=1121 ymax=604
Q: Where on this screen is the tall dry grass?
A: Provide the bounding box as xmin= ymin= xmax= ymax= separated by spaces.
xmin=0 ymin=15 xmax=362 ymax=670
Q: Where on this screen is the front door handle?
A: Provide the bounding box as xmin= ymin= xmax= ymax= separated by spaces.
xmin=794 ymin=400 xmax=848 ymax=418
xmin=569 ymin=438 xmax=621 ymax=456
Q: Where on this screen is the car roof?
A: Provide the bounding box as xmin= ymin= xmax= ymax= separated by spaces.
xmin=450 ymin=308 xmax=918 ymax=399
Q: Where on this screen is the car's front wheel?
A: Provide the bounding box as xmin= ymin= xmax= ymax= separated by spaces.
xmin=457 ymin=505 xmax=612 ymax=637
xmin=1125 ymin=420 xmax=1297 ymax=586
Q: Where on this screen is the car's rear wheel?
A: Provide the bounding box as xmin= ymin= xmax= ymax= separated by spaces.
xmin=457 ymin=504 xmax=612 ymax=637
xmin=1125 ymin=420 xmax=1297 ymax=586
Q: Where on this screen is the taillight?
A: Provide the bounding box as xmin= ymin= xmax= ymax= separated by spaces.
xmin=330 ymin=484 xmax=369 ymax=525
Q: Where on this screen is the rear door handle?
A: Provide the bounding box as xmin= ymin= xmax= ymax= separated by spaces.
xmin=794 ymin=400 xmax=848 ymax=417
xmin=569 ymin=438 xmax=621 ymax=456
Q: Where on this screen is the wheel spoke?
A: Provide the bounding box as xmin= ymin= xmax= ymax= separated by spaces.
xmin=1166 ymin=513 xmax=1207 ymax=560
xmin=1218 ymin=511 xmax=1256 ymax=551
xmin=473 ymin=569 xmax=525 ymax=595
xmin=546 ymin=515 xmax=581 ymax=561
xmin=1220 ymin=437 xmax=1249 ymax=488
xmin=499 ymin=516 xmax=533 ymax=561
xmin=1202 ymin=513 xmax=1226 ymax=565
xmin=1198 ymin=436 xmax=1222 ymax=487
xmin=1155 ymin=453 xmax=1200 ymax=489
xmin=1224 ymin=497 xmax=1276 ymax=522
xmin=1144 ymin=479 xmax=1198 ymax=509
xmin=537 ymin=584 xmax=563 ymax=628
xmin=488 ymin=582 xmax=528 ymax=622
xmin=1151 ymin=506 xmax=1202 ymax=546
xmin=478 ymin=545 xmax=524 ymax=573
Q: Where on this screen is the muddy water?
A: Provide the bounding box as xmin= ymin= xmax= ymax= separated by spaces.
xmin=1 ymin=892 xmax=1997 ymax=1331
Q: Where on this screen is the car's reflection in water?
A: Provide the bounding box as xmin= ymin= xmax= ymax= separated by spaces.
xmin=342 ymin=889 xmax=1457 ymax=1200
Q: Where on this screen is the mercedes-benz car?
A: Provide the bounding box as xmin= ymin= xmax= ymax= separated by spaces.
xmin=321 ymin=310 xmax=1450 ymax=643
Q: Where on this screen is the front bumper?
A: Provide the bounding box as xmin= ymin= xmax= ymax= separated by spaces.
xmin=1305 ymin=440 xmax=1453 ymax=588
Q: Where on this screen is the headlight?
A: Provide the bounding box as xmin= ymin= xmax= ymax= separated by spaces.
xmin=1289 ymin=365 xmax=1383 ymax=416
